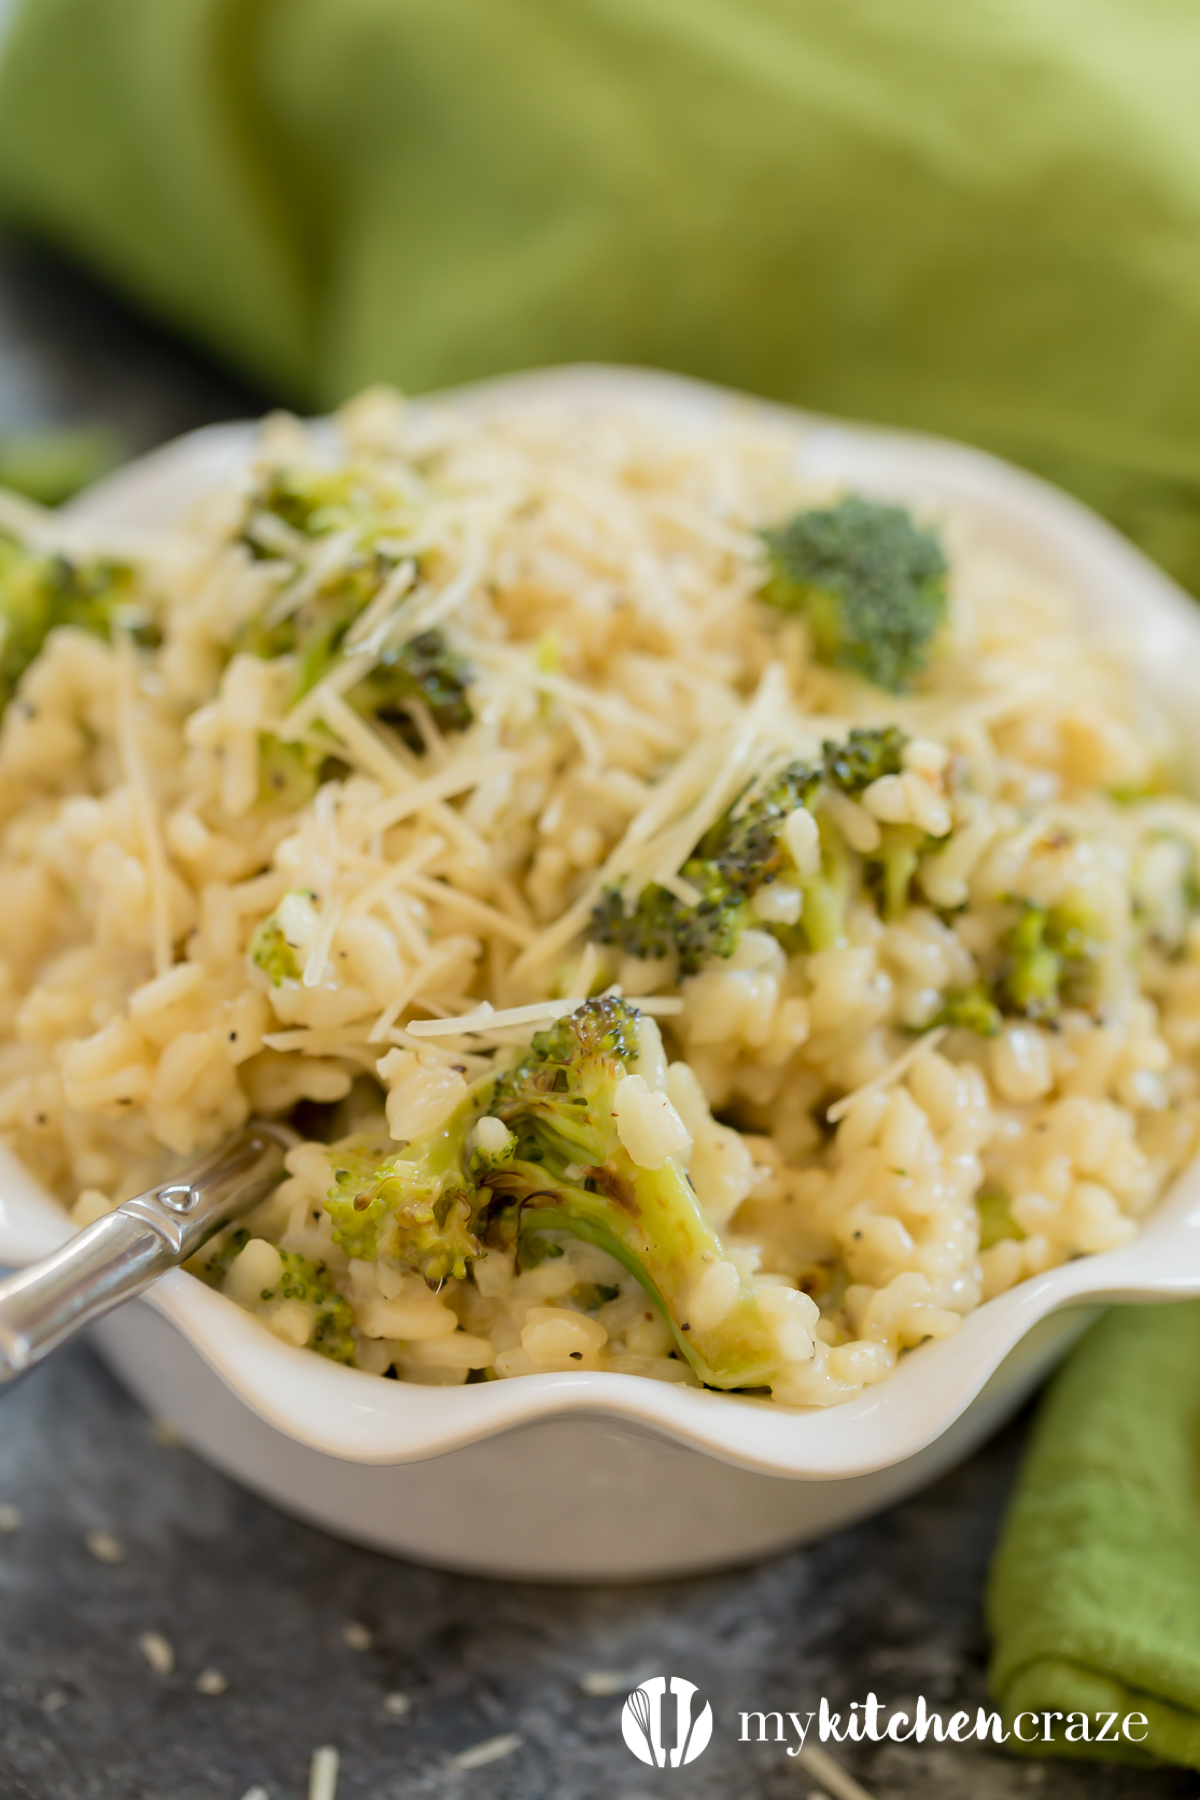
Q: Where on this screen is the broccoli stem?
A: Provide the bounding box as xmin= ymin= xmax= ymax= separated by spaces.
xmin=864 ymin=823 xmax=927 ymax=922
xmin=518 ymin=1186 xmax=779 ymax=1390
xmin=482 ymin=997 xmax=787 ymax=1388
xmin=797 ymin=809 xmax=853 ymax=951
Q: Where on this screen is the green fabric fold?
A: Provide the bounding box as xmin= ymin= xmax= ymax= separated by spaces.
xmin=987 ymin=1302 xmax=1200 ymax=1769
xmin=6 ymin=2 xmax=1200 ymax=590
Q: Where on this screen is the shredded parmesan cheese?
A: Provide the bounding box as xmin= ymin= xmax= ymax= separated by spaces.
xmin=825 ymin=1028 xmax=949 ymax=1125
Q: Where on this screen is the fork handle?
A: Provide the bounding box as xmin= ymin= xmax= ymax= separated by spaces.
xmin=0 ymin=1122 xmax=288 ymax=1386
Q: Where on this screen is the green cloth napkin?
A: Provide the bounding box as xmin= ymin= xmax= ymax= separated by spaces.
xmin=988 ymin=1302 xmax=1200 ymax=1768
xmin=5 ymin=1 xmax=1200 ymax=592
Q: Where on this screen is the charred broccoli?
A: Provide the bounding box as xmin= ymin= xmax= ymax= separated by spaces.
xmin=822 ymin=725 xmax=906 ymax=795
xmin=480 ymin=998 xmax=785 ymax=1389
xmin=1000 ymin=894 xmax=1105 ymax=1021
xmin=825 ymin=726 xmax=919 ymax=922
xmin=761 ymin=496 xmax=948 ymax=692
xmin=861 ymin=828 xmax=922 ymax=924
xmin=324 ymin=1089 xmax=486 ymax=1284
xmin=241 ymin=466 xmax=401 ymax=548
xmin=198 ymin=1226 xmax=250 ymax=1286
xmin=588 ymin=862 xmax=750 ymax=976
xmin=792 ymin=810 xmax=854 ymax=952
xmin=317 ymin=999 xmax=794 ymax=1391
xmin=238 ymin=467 xmax=473 ymax=752
xmin=590 ymin=727 xmax=911 ymax=970
xmin=0 ymin=537 xmax=138 ymax=714
xmin=241 ymin=558 xmax=473 ymax=754
xmin=351 ymin=630 xmax=474 ymax=748
xmin=925 ymin=893 xmax=1105 ymax=1036
xmin=698 ymin=759 xmax=823 ymax=878
xmin=193 ymin=1233 xmax=355 ymax=1363
xmin=589 ymin=760 xmax=824 ymax=973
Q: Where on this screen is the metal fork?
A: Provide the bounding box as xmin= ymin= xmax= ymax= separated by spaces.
xmin=0 ymin=1121 xmax=289 ymax=1387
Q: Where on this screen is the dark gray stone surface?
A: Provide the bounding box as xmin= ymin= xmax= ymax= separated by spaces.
xmin=0 ymin=228 xmax=263 ymax=453
xmin=0 ymin=231 xmax=1195 ymax=1800
xmin=0 ymin=1345 xmax=1194 ymax=1800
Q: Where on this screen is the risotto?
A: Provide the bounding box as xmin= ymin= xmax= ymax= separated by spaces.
xmin=0 ymin=388 xmax=1197 ymax=1408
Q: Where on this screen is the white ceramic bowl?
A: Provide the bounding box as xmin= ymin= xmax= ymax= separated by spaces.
xmin=3 ymin=365 xmax=1200 ymax=1582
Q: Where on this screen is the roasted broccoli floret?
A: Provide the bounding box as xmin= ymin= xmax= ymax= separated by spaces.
xmin=325 ymin=1087 xmax=486 ymax=1284
xmin=589 ymin=732 xmax=911 ymax=971
xmin=238 ymin=468 xmax=401 ymax=670
xmin=240 ymin=539 xmax=473 ymax=736
xmin=998 ymin=893 xmax=1105 ymax=1021
xmin=823 ymin=725 xmax=920 ymax=923
xmin=761 ymin=497 xmax=948 ymax=692
xmin=352 ymin=630 xmax=474 ymax=749
xmin=768 ymin=735 xmax=911 ymax=945
xmin=589 ymin=862 xmax=750 ymax=977
xmin=922 ymin=894 xmax=1104 ymax=1036
xmin=242 ymin=466 xmax=401 ymax=548
xmin=310 ymin=998 xmax=799 ymax=1389
xmin=251 ymin=581 xmax=471 ymax=753
xmin=268 ymin=1251 xmax=356 ymax=1363
xmin=194 ymin=1233 xmax=357 ymax=1363
xmin=1000 ymin=904 xmax=1060 ymax=1019
xmin=238 ymin=466 xmax=474 ymax=752
xmin=697 ymin=760 xmax=823 ymax=879
xmin=791 ymin=810 xmax=853 ymax=952
xmin=822 ymin=725 xmax=907 ymax=795
xmin=589 ymin=760 xmax=823 ymax=973
xmin=933 ymin=984 xmax=1002 ymax=1037
xmin=479 ymin=997 xmax=785 ymax=1389
xmin=0 ymin=537 xmax=138 ymax=714
xmin=248 ymin=912 xmax=304 ymax=987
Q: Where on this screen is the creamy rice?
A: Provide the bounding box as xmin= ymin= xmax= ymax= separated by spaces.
xmin=1 ymin=388 xmax=1197 ymax=1408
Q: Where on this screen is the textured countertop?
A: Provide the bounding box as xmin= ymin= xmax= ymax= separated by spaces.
xmin=3 ymin=1346 xmax=1193 ymax=1800
xmin=0 ymin=233 xmax=1195 ymax=1800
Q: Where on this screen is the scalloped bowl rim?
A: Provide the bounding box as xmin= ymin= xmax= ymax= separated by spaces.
xmin=1 ymin=362 xmax=1199 ymax=1483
